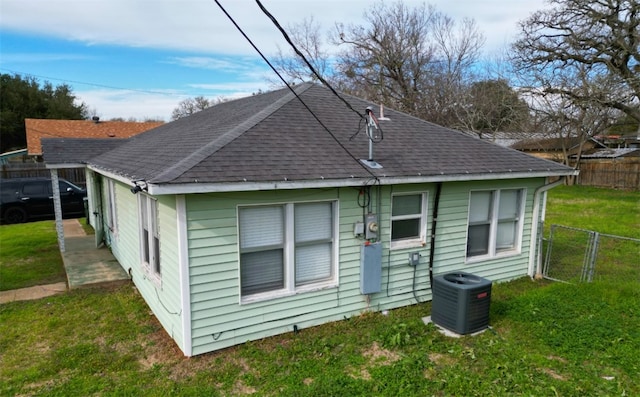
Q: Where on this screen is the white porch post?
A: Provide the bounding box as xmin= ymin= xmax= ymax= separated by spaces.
xmin=50 ymin=168 xmax=65 ymax=252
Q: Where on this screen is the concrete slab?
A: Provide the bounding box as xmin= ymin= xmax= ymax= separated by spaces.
xmin=422 ymin=316 xmax=488 ymax=338
xmin=61 ymin=219 xmax=129 ymax=289
xmin=0 ymin=282 xmax=68 ymax=304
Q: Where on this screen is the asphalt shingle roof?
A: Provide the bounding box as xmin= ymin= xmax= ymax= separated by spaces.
xmin=26 ymin=119 xmax=162 ymax=155
xmin=62 ymin=83 xmax=573 ymax=188
xmin=42 ymin=138 xmax=126 ymax=165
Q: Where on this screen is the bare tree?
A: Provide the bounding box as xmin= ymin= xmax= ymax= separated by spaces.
xmin=268 ymin=17 xmax=332 ymax=86
xmin=332 ymin=1 xmax=484 ymax=126
xmin=511 ymin=0 xmax=640 ymax=129
xmin=171 ymin=96 xmax=214 ymax=120
xmin=454 ymin=79 xmax=531 ymax=138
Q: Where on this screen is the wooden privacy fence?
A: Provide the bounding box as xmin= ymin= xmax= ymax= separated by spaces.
xmin=1 ymin=163 xmax=86 ymax=188
xmin=574 ymin=159 xmax=640 ymax=191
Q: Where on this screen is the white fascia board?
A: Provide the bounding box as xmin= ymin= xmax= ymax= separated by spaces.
xmin=87 ymin=165 xmax=139 ymax=187
xmin=147 ymin=170 xmax=578 ymax=195
xmin=46 ymin=163 xmax=85 ymax=169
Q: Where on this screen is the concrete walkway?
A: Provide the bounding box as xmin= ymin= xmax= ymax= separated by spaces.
xmin=0 ymin=219 xmax=129 ymax=304
xmin=61 ymin=219 xmax=129 ymax=289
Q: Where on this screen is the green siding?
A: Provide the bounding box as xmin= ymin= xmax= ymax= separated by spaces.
xmin=87 ymin=177 xmax=546 ymax=356
xmin=100 ymin=178 xmax=185 ymax=351
xmin=184 ymin=180 xmax=545 ymax=355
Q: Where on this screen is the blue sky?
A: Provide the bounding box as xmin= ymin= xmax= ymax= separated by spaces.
xmin=0 ymin=0 xmax=546 ymax=121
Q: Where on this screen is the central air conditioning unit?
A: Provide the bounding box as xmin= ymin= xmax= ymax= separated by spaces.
xmin=431 ymin=271 xmax=492 ymax=335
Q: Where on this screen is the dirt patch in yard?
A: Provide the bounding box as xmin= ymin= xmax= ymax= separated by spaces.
xmin=363 ymin=341 xmax=400 ymax=365
xmin=349 ymin=341 xmax=401 ymax=380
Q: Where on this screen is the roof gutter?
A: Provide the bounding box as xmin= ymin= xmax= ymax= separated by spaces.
xmin=528 ymin=177 xmax=567 ymax=278
xmin=144 ymin=170 xmax=578 ymax=196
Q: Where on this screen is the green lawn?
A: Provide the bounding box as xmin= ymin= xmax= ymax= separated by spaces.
xmin=0 ymin=221 xmax=66 ymax=291
xmin=543 ymin=185 xmax=640 ymax=283
xmin=0 ymin=279 xmax=637 ymax=396
xmin=544 ymin=185 xmax=640 ymax=238
xmin=0 ymin=185 xmax=638 ymax=395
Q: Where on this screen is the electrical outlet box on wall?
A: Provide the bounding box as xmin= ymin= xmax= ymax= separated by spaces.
xmin=360 ymin=242 xmax=382 ymax=294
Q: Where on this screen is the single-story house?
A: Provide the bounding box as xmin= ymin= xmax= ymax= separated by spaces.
xmin=42 ymin=83 xmax=577 ymax=356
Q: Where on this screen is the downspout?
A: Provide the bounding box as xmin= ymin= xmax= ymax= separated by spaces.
xmin=528 ymin=177 xmax=566 ymax=278
xmin=428 ymin=182 xmax=443 ymax=287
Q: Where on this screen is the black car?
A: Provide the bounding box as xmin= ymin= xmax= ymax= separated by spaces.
xmin=0 ymin=177 xmax=87 ymax=224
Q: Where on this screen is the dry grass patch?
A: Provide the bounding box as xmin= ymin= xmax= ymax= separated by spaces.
xmin=428 ymin=352 xmax=456 ymax=367
xmin=230 ymin=379 xmax=256 ymax=395
xmin=348 ymin=341 xmax=401 ymax=380
xmin=541 ymin=367 xmax=567 ymax=381
xmin=363 ymin=341 xmax=400 ymax=365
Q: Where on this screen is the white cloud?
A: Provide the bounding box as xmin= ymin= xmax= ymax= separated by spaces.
xmin=166 ymin=56 xmax=250 ymax=71
xmin=1 ymin=0 xmax=547 ymax=56
xmin=77 ymin=89 xmax=183 ymax=121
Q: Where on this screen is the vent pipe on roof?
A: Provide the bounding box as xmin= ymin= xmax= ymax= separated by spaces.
xmin=360 ymin=107 xmax=383 ymax=169
xmin=378 ymin=104 xmax=390 ymax=121
xmin=92 ymin=116 xmax=100 ymax=123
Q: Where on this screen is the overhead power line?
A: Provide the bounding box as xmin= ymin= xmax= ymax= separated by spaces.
xmin=254 ymin=0 xmax=365 ymax=120
xmin=213 ymin=0 xmax=378 ymax=179
xmin=0 ymin=67 xmax=183 ymax=96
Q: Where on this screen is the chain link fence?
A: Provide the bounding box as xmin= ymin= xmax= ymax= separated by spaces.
xmin=542 ymin=224 xmax=640 ymax=283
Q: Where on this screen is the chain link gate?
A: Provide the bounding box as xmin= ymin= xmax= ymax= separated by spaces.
xmin=543 ymin=224 xmax=640 ymax=283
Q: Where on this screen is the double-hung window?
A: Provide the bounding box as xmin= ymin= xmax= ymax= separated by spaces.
xmin=390 ymin=193 xmax=427 ymax=249
xmin=107 ymin=180 xmax=118 ymax=233
xmin=466 ymin=189 xmax=524 ymax=260
xmin=238 ymin=201 xmax=336 ymax=301
xmin=139 ymin=195 xmax=160 ymax=277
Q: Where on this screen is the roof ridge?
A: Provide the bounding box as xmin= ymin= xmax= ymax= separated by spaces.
xmin=150 ymin=83 xmax=313 ymax=184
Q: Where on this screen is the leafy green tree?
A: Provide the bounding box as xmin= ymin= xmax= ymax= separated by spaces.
xmin=0 ymin=73 xmax=88 ymax=152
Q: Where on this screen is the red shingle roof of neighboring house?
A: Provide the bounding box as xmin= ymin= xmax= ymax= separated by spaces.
xmin=25 ymin=118 xmax=163 ymax=155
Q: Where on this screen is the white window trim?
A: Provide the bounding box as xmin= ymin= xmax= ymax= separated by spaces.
xmin=107 ymin=180 xmax=118 ymax=235
xmin=389 ymin=192 xmax=428 ymax=250
xmin=465 ymin=188 xmax=526 ymax=263
xmin=139 ymin=194 xmax=161 ymax=285
xmin=238 ymin=200 xmax=339 ymax=304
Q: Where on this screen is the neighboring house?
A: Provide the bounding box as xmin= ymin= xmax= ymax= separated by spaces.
xmin=42 ymin=83 xmax=577 ymax=356
xmin=25 ymin=118 xmax=163 ymax=156
xmin=509 ymin=136 xmax=606 ymax=162
xmin=475 ymin=131 xmax=547 ymax=148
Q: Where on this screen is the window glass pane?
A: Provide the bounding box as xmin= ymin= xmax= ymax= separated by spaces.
xmin=496 ymin=221 xmax=517 ymax=250
xmin=143 ymin=229 xmax=150 ymax=263
xmin=141 ymin=196 xmax=148 ymax=226
xmin=22 ymin=183 xmax=44 ymax=195
xmin=467 ymin=224 xmax=489 ymax=256
xmin=241 ymin=249 xmax=284 ymax=295
xmin=295 ymin=202 xmax=332 ymax=242
xmin=295 ymin=242 xmax=332 ymax=285
xmin=469 ymin=191 xmax=492 ymax=222
xmin=59 ymin=181 xmax=72 ymax=193
xmin=239 ymin=206 xmax=283 ymax=249
xmin=392 ymin=194 xmax=421 ymax=216
xmin=391 ymin=219 xmax=420 ymax=240
xmin=498 ymin=190 xmax=520 ymax=220
xmin=154 ymin=236 xmax=161 ymax=273
xmin=149 ymin=198 xmax=158 ymax=238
